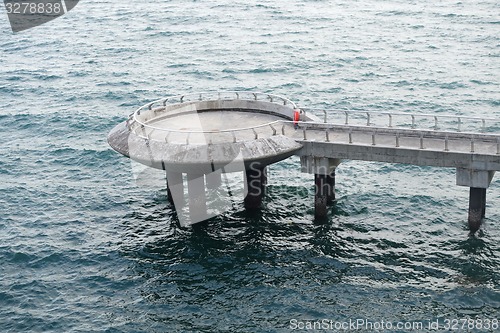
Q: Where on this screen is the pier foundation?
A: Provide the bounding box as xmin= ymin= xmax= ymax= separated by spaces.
xmin=244 ymin=167 xmax=265 ymax=209
xmin=326 ymin=171 xmax=336 ymax=204
xmin=456 ymin=168 xmax=495 ymax=232
xmin=314 ymin=174 xmax=328 ymax=219
xmin=468 ymin=187 xmax=486 ymax=232
xmin=261 ymin=167 xmax=268 ymax=194
xmin=187 ymin=173 xmax=207 ymax=222
xmin=206 ymin=170 xmax=222 ymax=189
xmin=166 ymin=171 xmax=184 ymax=207
xmin=299 ymin=156 xmax=341 ymax=220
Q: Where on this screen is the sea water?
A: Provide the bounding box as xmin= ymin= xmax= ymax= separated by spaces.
xmin=0 ymin=0 xmax=499 ymax=332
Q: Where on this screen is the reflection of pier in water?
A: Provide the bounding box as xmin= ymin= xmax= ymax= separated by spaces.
xmin=108 ymin=91 xmax=500 ymax=232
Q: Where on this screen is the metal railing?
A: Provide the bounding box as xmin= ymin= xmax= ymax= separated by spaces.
xmin=296 ymin=121 xmax=500 ymax=155
xmin=124 ymin=91 xmax=500 ymax=154
xmin=131 ymin=91 xmax=296 ymax=119
xmin=127 ymin=91 xmax=297 ymax=143
xmin=134 ymin=120 xmax=293 ymax=144
xmin=301 ymin=107 xmax=500 ymax=134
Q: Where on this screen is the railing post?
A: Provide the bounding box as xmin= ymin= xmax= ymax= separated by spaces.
xmin=366 ymin=112 xmax=371 ymax=126
xmin=349 ymin=129 xmax=353 ymax=144
xmin=281 ymin=124 xmax=286 ymax=135
xmin=470 ymin=136 xmax=475 ymax=153
xmin=325 ymin=129 xmax=330 ymax=142
xmin=434 ymin=116 xmax=438 ymax=130
xmin=303 ymin=128 xmax=307 ymax=140
xmin=395 ymin=132 xmax=400 ymax=147
xmin=372 ymin=131 xmax=376 ymax=146
xmin=270 ymin=124 xmax=277 ymax=136
xmin=445 ymin=135 xmax=449 ymax=152
xmin=252 ymin=128 xmax=258 ymax=140
xmin=323 ymin=110 xmax=327 ymax=123
xmin=388 ymin=114 xmax=393 ymax=127
xmin=419 ymin=132 xmax=424 ymax=149
xmin=457 ymin=117 xmax=462 ymax=132
xmin=411 ymin=115 xmax=416 ymax=129
xmin=345 ymin=111 xmax=349 ymax=125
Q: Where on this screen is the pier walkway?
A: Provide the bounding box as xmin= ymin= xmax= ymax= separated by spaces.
xmin=108 ymin=91 xmax=500 ymax=231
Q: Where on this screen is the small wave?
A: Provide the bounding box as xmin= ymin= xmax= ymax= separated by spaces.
xmin=470 ymin=79 xmax=495 ymax=85
xmin=439 ymin=81 xmax=468 ymax=89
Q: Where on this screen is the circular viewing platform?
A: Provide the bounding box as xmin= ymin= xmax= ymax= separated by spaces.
xmin=108 ymin=91 xmax=316 ymax=173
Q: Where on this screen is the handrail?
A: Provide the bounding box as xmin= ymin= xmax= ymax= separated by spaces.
xmin=127 ymin=92 xmax=500 ymax=153
xmin=135 ymin=119 xmax=285 ymax=135
xmin=134 ymin=91 xmax=295 ymax=117
xmin=300 ymin=107 xmax=500 ymax=133
xmin=129 ymin=91 xmax=297 ymax=135
xmin=295 ymin=121 xmax=500 ymax=155
xmin=301 ymin=107 xmax=500 ymax=122
xmin=295 ymin=121 xmax=500 ymax=142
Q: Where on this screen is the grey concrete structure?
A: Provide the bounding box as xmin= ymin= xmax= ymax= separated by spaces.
xmin=108 ymin=91 xmax=500 ymax=231
xmin=108 ymin=92 xmax=315 ymax=226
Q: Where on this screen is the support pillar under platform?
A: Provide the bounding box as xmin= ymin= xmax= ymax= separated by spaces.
xmin=260 ymin=167 xmax=268 ymax=195
xmin=206 ymin=170 xmax=222 ymax=189
xmin=187 ymin=173 xmax=207 ymax=223
xmin=468 ymin=187 xmax=486 ymax=232
xmin=315 ymin=174 xmax=328 ymax=220
xmin=166 ymin=171 xmax=184 ymax=208
xmin=326 ymin=171 xmax=335 ymax=204
xmin=244 ymin=168 xmax=265 ymax=209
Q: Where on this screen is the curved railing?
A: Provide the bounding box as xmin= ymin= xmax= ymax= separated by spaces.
xmin=135 ymin=119 xmax=293 ymax=144
xmin=130 ymin=91 xmax=296 ymax=121
xmin=127 ymin=91 xmax=298 ymax=143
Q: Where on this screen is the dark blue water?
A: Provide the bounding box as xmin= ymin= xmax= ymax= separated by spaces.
xmin=1 ymin=0 xmax=499 ymax=332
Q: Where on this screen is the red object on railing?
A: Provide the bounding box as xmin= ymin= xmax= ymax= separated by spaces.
xmin=293 ymin=109 xmax=301 ymax=128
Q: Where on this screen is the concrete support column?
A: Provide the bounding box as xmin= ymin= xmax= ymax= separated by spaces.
xmin=187 ymin=173 xmax=207 ymax=223
xmin=315 ymin=174 xmax=328 ymax=220
xmin=166 ymin=171 xmax=184 ymax=207
xmin=244 ymin=167 xmax=264 ymax=209
xmin=300 ymin=156 xmax=341 ymax=219
xmin=481 ymin=189 xmax=486 ymax=219
xmin=261 ymin=167 xmax=268 ymax=194
xmin=457 ymin=168 xmax=495 ymax=231
xmin=206 ymin=170 xmax=222 ymax=189
xmin=326 ymin=171 xmax=336 ymax=204
xmin=468 ymin=187 xmax=486 ymax=232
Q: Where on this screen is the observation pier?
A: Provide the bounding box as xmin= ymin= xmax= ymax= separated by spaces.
xmin=108 ymin=91 xmax=500 ymax=231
